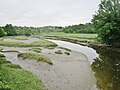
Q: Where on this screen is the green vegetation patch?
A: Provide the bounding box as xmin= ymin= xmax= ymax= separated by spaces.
xmin=0 ymin=38 xmax=3 ymax=41
xmin=18 ymin=52 xmax=53 ymax=65
xmin=55 ymin=50 xmax=63 ymax=54
xmin=0 ymin=56 xmax=47 ymax=90
xmin=0 ymin=39 xmax=57 ymax=47
xmin=46 ymin=47 xmax=56 ymax=49
xmin=59 ymin=47 xmax=71 ymax=52
xmin=0 ymin=54 xmax=5 ymax=58
xmin=0 ymin=62 xmax=47 ymax=90
xmin=10 ymin=36 xmax=28 ymax=40
xmin=0 ymin=48 xmax=3 ymax=52
xmin=29 ymin=48 xmax=42 ymax=53
xmin=45 ymin=32 xmax=97 ymax=39
xmin=30 ymin=40 xmax=57 ymax=47
xmin=43 ymin=32 xmax=97 ymax=43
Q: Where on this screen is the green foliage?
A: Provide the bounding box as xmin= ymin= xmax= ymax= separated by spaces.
xmin=64 ymin=23 xmax=95 ymax=33
xmin=14 ymin=26 xmax=63 ymax=36
xmin=18 ymin=52 xmax=53 ymax=65
xmin=92 ymin=0 xmax=120 ymax=46
xmin=4 ymin=24 xmax=17 ymax=36
xmin=0 ymin=28 xmax=6 ymax=37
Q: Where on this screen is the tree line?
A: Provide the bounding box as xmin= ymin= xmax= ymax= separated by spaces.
xmin=63 ymin=23 xmax=96 ymax=33
xmin=0 ymin=24 xmax=63 ymax=37
xmin=0 ymin=23 xmax=95 ymax=37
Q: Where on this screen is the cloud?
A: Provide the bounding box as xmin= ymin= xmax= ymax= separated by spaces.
xmin=0 ymin=0 xmax=100 ymax=26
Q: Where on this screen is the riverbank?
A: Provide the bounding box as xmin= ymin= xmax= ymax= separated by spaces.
xmin=41 ymin=34 xmax=120 ymax=50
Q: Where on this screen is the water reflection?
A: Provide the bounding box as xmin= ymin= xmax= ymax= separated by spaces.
xmin=92 ymin=47 xmax=120 ymax=90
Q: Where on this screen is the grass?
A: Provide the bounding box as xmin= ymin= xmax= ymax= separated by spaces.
xmin=0 ymin=38 xmax=3 ymax=41
xmin=0 ymin=48 xmax=3 ymax=52
xmin=18 ymin=52 xmax=53 ymax=65
xmin=0 ymin=39 xmax=57 ymax=47
xmin=39 ymin=32 xmax=97 ymax=43
xmin=29 ymin=48 xmax=42 ymax=53
xmin=58 ymin=47 xmax=71 ymax=52
xmin=3 ymin=36 xmax=28 ymax=40
xmin=55 ymin=50 xmax=63 ymax=54
xmin=46 ymin=47 xmax=56 ymax=49
xmin=0 ymin=54 xmax=5 ymax=58
xmin=41 ymin=32 xmax=97 ymax=39
xmin=0 ymin=55 xmax=47 ymax=90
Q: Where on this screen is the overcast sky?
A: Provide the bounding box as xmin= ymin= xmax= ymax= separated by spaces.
xmin=0 ymin=0 xmax=100 ymax=27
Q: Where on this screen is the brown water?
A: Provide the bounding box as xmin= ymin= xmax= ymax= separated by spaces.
xmin=91 ymin=47 xmax=120 ymax=90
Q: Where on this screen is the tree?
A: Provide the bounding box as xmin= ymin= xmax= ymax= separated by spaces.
xmin=64 ymin=23 xmax=95 ymax=33
xmin=92 ymin=0 xmax=120 ymax=46
xmin=4 ymin=24 xmax=17 ymax=36
xmin=0 ymin=27 xmax=6 ymax=37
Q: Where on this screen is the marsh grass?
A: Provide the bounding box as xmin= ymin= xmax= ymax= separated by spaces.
xmin=3 ymin=36 xmax=28 ymax=40
xmin=0 ymin=39 xmax=57 ymax=47
xmin=58 ymin=47 xmax=71 ymax=52
xmin=18 ymin=52 xmax=53 ymax=65
xmin=55 ymin=50 xmax=63 ymax=54
xmin=0 ymin=55 xmax=47 ymax=90
xmin=0 ymin=54 xmax=5 ymax=58
xmin=29 ymin=48 xmax=42 ymax=53
xmin=45 ymin=32 xmax=97 ymax=39
xmin=42 ymin=32 xmax=97 ymax=43
xmin=46 ymin=47 xmax=56 ymax=49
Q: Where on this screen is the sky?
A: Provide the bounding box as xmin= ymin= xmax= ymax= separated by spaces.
xmin=0 ymin=0 xmax=100 ymax=27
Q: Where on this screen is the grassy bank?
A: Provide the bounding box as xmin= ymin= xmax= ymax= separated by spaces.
xmin=34 ymin=32 xmax=97 ymax=44
xmin=3 ymin=36 xmax=28 ymax=40
xmin=0 ymin=39 xmax=57 ymax=47
xmin=0 ymin=54 xmax=47 ymax=90
xmin=18 ymin=52 xmax=53 ymax=65
xmin=29 ymin=48 xmax=42 ymax=53
xmin=44 ymin=32 xmax=97 ymax=39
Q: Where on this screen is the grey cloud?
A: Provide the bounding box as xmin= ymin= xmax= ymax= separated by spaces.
xmin=0 ymin=0 xmax=100 ymax=26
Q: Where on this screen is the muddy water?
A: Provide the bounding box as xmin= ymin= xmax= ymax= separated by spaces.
xmin=1 ymin=38 xmax=98 ymax=90
xmin=49 ymin=40 xmax=99 ymax=64
xmin=91 ymin=47 xmax=120 ymax=90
